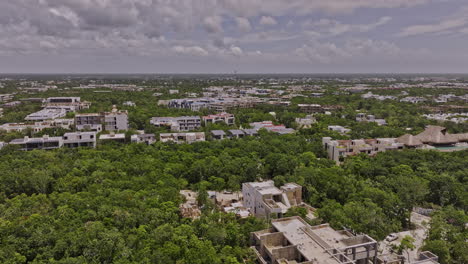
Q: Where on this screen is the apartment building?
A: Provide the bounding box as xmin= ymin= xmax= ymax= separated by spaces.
xmin=295 ymin=115 xmax=316 ymax=129
xmin=328 ymin=125 xmax=351 ymax=135
xmin=356 ymin=114 xmax=387 ymax=126
xmin=150 ymin=116 xmax=201 ymax=132
xmin=250 ymin=121 xmax=296 ymax=135
xmin=211 ymin=130 xmax=227 ymax=140
xmin=159 ymin=132 xmax=205 ymax=144
xmin=63 ymin=132 xmax=97 ymax=148
xmin=251 ymin=216 xmax=378 ymax=264
xmin=242 ymin=181 xmax=302 ymax=219
xmin=0 ymin=94 xmax=14 ymax=102
xmin=10 ymin=135 xmax=64 ymax=151
xmin=99 ymin=133 xmax=126 ymax=143
xmin=323 ymin=137 xmax=405 ymax=163
xmin=42 ymin=97 xmax=91 ymax=112
xmin=131 ymin=133 xmax=156 ymax=145
xmin=298 ymin=104 xmax=324 ymax=114
xmin=75 ymin=106 xmax=128 ymax=131
xmin=202 ymin=113 xmax=235 ymax=125
xmin=0 ymin=119 xmax=74 ymax=133
xmin=25 ymin=108 xmax=68 ymax=121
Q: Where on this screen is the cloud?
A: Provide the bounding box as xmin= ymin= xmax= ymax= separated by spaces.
xmin=397 ymin=6 xmax=468 ymax=37
xmin=229 ymin=45 xmax=243 ymax=56
xmin=173 ymin=45 xmax=209 ymax=56
xmin=203 ymin=16 xmax=224 ymax=33
xmin=235 ymin=17 xmax=252 ymax=32
xmin=259 ymin=16 xmax=278 ymax=26
xmin=304 ymin=16 xmax=392 ymax=37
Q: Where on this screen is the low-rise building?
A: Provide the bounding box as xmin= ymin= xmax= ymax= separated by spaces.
xmin=242 ymin=181 xmax=302 ymax=219
xmin=202 ymin=112 xmax=235 ymax=125
xmin=296 ymin=115 xmax=316 ymax=129
xmin=131 ymin=133 xmax=156 ymax=144
xmin=0 ymin=94 xmax=14 ymax=102
xmin=400 ymin=97 xmax=427 ymax=104
xmin=298 ymin=104 xmax=324 ymax=114
xmin=328 ymin=125 xmax=351 ymax=135
xmin=99 ymin=133 xmax=126 ymax=143
xmin=150 ymin=116 xmax=201 ymax=132
xmin=25 ymin=108 xmax=67 ymax=121
xmin=323 ymin=137 xmax=405 ymax=163
xmin=10 ymin=135 xmax=64 ymax=151
xmin=250 ymin=121 xmax=296 ymax=135
xmin=251 ymin=216 xmax=378 ymax=264
xmin=75 ymin=106 xmax=128 ymax=131
xmin=211 ymin=130 xmax=227 ymax=140
xmin=356 ymin=114 xmax=387 ymax=126
xmin=63 ymin=132 xmax=97 ymax=148
xmin=43 ymin=97 xmax=91 ymax=112
xmin=159 ymin=132 xmax=205 ymax=144
xmin=229 ymin=129 xmax=246 ymax=139
xmin=2 ymin=101 xmax=22 ymax=108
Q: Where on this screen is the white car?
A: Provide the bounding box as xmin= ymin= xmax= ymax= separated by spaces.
xmin=385 ymin=234 xmax=398 ymax=242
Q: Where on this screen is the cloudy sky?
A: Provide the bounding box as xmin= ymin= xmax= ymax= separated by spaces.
xmin=1 ymin=0 xmax=468 ymax=73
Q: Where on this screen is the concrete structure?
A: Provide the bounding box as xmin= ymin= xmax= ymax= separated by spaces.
xmin=202 ymin=112 xmax=235 ymax=125
xmin=298 ymin=104 xmax=324 ymax=114
xmin=328 ymin=126 xmax=351 ymax=135
xmin=295 ymin=115 xmax=316 ymax=129
xmin=123 ymin=101 xmax=136 ymax=107
xmin=63 ymin=132 xmax=97 ymax=148
xmin=250 ymin=121 xmax=296 ymax=135
xmin=242 ymin=181 xmax=302 ymax=219
xmin=323 ymin=137 xmax=405 ymax=163
xmin=131 ymin=133 xmax=156 ymax=144
xmin=99 ymin=133 xmax=126 ymax=143
xmin=75 ymin=106 xmax=128 ymax=131
xmin=229 ymin=129 xmax=246 ymax=139
xmin=211 ymin=130 xmax=227 ymax=140
xmin=159 ymin=132 xmax=205 ymax=144
xmin=25 ymin=108 xmax=67 ymax=121
xmin=0 ymin=119 xmax=74 ymax=133
xmin=356 ymin=114 xmax=387 ymax=126
xmin=0 ymin=94 xmax=14 ymax=102
xmin=43 ymin=97 xmax=90 ymax=112
xmin=10 ymin=135 xmax=64 ymax=151
xmin=251 ymin=216 xmax=378 ymax=264
xmin=150 ymin=116 xmax=201 ymax=132
xmin=179 ymin=190 xmax=202 ymax=219
xmin=2 ymin=101 xmax=22 ymax=108
xmin=400 ymin=97 xmax=427 ymax=104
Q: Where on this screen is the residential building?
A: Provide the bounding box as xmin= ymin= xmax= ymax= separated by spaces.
xmin=298 ymin=104 xmax=324 ymax=114
xmin=328 ymin=125 xmax=351 ymax=135
xmin=250 ymin=121 xmax=296 ymax=134
xmin=159 ymin=132 xmax=205 ymax=144
xmin=10 ymin=135 xmax=64 ymax=151
xmin=169 ymin=89 xmax=179 ymax=94
xmin=2 ymin=101 xmax=22 ymax=108
xmin=123 ymin=101 xmax=136 ymax=107
xmin=43 ymin=97 xmax=91 ymax=112
xmin=229 ymin=129 xmax=245 ymax=139
xmin=150 ymin=116 xmax=201 ymax=132
xmin=202 ymin=112 xmax=235 ymax=125
xmin=242 ymin=181 xmax=302 ymax=219
xmin=63 ymin=132 xmax=97 ymax=148
xmin=356 ymin=114 xmax=387 ymax=126
xmin=0 ymin=119 xmax=74 ymax=133
xmin=295 ymin=115 xmax=316 ymax=129
xmin=99 ymin=133 xmax=126 ymax=143
xmin=251 ymin=216 xmax=378 ymax=264
xmin=400 ymin=97 xmax=427 ymax=104
xmin=0 ymin=94 xmax=14 ymax=102
xmin=211 ymin=130 xmax=227 ymax=140
xmin=75 ymin=106 xmax=128 ymax=131
xmin=25 ymin=108 xmax=67 ymax=121
xmin=323 ymin=137 xmax=405 ymax=163
xmin=0 ymin=108 xmax=3 ymax=118
xmin=131 ymin=133 xmax=156 ymax=144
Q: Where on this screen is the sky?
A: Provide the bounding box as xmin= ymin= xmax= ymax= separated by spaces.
xmin=1 ymin=0 xmax=468 ymax=74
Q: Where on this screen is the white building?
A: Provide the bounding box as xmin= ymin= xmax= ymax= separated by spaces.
xmin=131 ymin=133 xmax=156 ymax=145
xmin=159 ymin=132 xmax=205 ymax=144
xmin=328 ymin=125 xmax=351 ymax=135
xmin=9 ymin=135 xmax=64 ymax=151
xmin=25 ymin=108 xmax=67 ymax=121
xmin=242 ymin=181 xmax=302 ymax=219
xmin=63 ymin=132 xmax=97 ymax=148
xmin=202 ymin=113 xmax=235 ymax=126
xmin=150 ymin=116 xmax=201 ymax=132
xmin=99 ymin=133 xmax=126 ymax=143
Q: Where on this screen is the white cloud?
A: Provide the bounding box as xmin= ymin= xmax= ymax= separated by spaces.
xmin=304 ymin=16 xmax=392 ymax=37
xmin=259 ymin=16 xmax=278 ymax=26
xmin=235 ymin=17 xmax=252 ymax=32
xmin=203 ymin=16 xmax=223 ymax=33
xmin=229 ymin=45 xmax=243 ymax=56
xmin=173 ymin=45 xmax=209 ymax=56
xmin=398 ymin=6 xmax=468 ymax=37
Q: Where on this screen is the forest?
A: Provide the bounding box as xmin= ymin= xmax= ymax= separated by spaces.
xmin=0 ymin=132 xmax=466 ymax=263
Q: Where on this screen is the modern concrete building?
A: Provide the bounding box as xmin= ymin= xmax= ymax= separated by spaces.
xmin=328 ymin=126 xmax=351 ymax=135
xmin=250 ymin=121 xmax=296 ymax=135
xmin=203 ymin=112 xmax=235 ymax=125
xmin=0 ymin=119 xmax=74 ymax=133
xmin=75 ymin=106 xmax=128 ymax=131
xmin=211 ymin=130 xmax=227 ymax=140
xmin=42 ymin=97 xmax=91 ymax=112
xmin=298 ymin=104 xmax=324 ymax=114
xmin=99 ymin=133 xmax=126 ymax=143
xmin=150 ymin=116 xmax=201 ymax=132
xmin=9 ymin=135 xmax=64 ymax=151
xmin=131 ymin=133 xmax=156 ymax=144
xmin=251 ymin=216 xmax=378 ymax=264
xmin=63 ymin=132 xmax=97 ymax=148
xmin=322 ymin=137 xmax=405 ymax=163
xmin=0 ymin=94 xmax=14 ymax=102
xmin=295 ymin=115 xmax=316 ymax=129
xmin=229 ymin=129 xmax=246 ymax=139
xmin=242 ymin=181 xmax=302 ymax=219
xmin=159 ymin=132 xmax=206 ymax=144
xmin=25 ymin=108 xmax=68 ymax=121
